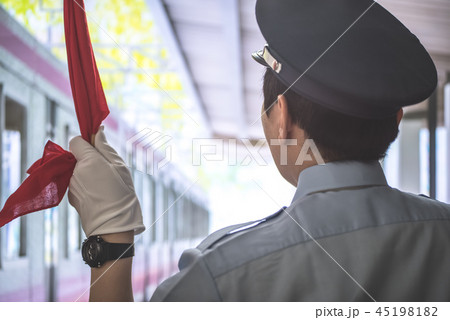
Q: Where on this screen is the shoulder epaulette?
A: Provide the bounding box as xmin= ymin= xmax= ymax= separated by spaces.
xmin=197 ymin=207 xmax=286 ymax=251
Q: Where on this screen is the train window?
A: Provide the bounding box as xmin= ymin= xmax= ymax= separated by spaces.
xmin=1 ymin=130 xmax=22 ymax=258
xmin=133 ymin=169 xmax=144 ymax=245
xmin=193 ymin=202 xmax=198 ymax=238
xmin=163 ymin=185 xmax=169 ymax=241
xmin=142 ymin=174 xmax=155 ymax=243
xmin=193 ymin=203 xmax=199 ymax=238
xmin=187 ymin=200 xmax=192 ymax=239
xmin=141 ymin=172 xmax=150 ymax=241
xmin=46 ymin=99 xmax=56 ymax=139
xmin=168 ymin=188 xmax=177 ymax=242
xmin=189 ymin=201 xmax=195 ymax=238
xmin=153 ymin=180 xmax=163 ymax=242
xmin=183 ymin=199 xmax=189 ymax=239
xmin=175 ymin=193 xmax=184 ymax=240
xmin=186 ymin=199 xmax=193 ymax=239
xmin=192 ymin=201 xmax=198 ymax=238
xmin=1 ymin=97 xmax=27 ymax=260
xmin=149 ymin=176 xmax=156 ymax=243
xmin=202 ymin=207 xmax=210 ymax=236
xmin=67 ymin=205 xmax=81 ymax=254
xmin=64 ymin=124 xmax=83 ymax=257
xmin=166 ymin=188 xmax=172 ymax=242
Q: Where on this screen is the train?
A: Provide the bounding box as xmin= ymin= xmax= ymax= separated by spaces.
xmin=0 ymin=5 xmax=209 ymax=301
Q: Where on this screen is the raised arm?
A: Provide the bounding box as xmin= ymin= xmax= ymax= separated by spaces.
xmin=68 ymin=127 xmax=145 ymax=302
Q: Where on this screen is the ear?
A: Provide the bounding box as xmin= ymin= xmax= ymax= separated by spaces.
xmin=277 ymin=94 xmax=290 ymax=140
xmin=396 ymin=108 xmax=403 ymax=125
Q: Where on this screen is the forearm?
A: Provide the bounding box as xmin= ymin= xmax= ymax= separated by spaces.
xmin=69 ymin=131 xmax=144 ymax=301
xmin=89 ymin=231 xmax=134 ymax=302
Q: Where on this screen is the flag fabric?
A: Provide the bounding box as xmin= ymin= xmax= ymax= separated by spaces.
xmin=0 ymin=142 xmax=77 ymax=227
xmin=64 ymin=0 xmax=109 ymax=142
xmin=0 ymin=0 xmax=109 ymax=228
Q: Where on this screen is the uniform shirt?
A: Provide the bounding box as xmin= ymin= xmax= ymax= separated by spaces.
xmin=150 ymin=161 xmax=450 ymax=301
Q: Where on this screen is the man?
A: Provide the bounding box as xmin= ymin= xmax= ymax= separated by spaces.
xmin=68 ymin=0 xmax=450 ymax=301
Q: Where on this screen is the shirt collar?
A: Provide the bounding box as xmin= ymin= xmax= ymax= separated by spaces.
xmin=291 ymin=161 xmax=388 ymax=203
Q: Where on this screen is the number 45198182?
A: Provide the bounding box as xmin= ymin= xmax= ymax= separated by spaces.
xmin=375 ymin=306 xmax=438 ymax=317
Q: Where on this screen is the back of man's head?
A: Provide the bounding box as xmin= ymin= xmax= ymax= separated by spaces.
xmin=263 ymin=68 xmax=400 ymax=162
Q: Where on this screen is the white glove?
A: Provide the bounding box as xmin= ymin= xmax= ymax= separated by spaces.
xmin=68 ymin=126 xmax=145 ymax=237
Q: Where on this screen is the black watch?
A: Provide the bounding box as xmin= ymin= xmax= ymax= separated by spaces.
xmin=81 ymin=235 xmax=134 ymax=268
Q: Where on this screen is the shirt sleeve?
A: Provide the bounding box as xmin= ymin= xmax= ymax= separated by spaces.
xmin=149 ymin=248 xmax=222 ymax=301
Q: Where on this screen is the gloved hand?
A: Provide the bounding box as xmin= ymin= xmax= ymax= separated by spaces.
xmin=68 ymin=126 xmax=145 ymax=237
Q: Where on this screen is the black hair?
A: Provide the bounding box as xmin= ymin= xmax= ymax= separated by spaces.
xmin=263 ymin=68 xmax=399 ymax=162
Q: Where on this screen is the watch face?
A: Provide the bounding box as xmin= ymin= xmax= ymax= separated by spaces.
xmin=82 ymin=237 xmax=105 ymax=268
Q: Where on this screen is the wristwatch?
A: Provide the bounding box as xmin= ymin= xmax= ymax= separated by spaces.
xmin=81 ymin=235 xmax=134 ymax=268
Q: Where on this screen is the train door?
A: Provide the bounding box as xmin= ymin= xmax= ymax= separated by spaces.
xmin=148 ymin=175 xmax=159 ymax=296
xmin=0 ymin=90 xmax=29 ymax=301
xmin=383 ymin=83 xmax=449 ymax=203
xmin=43 ymin=98 xmax=58 ymax=301
xmin=446 ymin=78 xmax=450 ymax=203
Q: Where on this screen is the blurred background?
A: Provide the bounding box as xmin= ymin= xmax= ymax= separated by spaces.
xmin=0 ymin=0 xmax=449 ymax=301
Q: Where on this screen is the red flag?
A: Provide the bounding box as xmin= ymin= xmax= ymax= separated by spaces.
xmin=0 ymin=0 xmax=109 ymax=227
xmin=0 ymin=142 xmax=76 ymax=227
xmin=64 ymin=0 xmax=109 ymax=142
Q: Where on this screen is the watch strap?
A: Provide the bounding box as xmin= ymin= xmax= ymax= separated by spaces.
xmin=104 ymin=242 xmax=134 ymax=261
